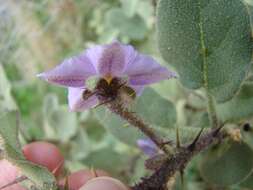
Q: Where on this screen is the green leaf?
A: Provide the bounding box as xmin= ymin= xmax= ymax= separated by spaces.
xmin=120 ymin=0 xmax=138 ymax=17
xmin=217 ymin=82 xmax=253 ymax=122
xmin=134 ymin=88 xmax=177 ymax=128
xmin=200 ymin=141 xmax=253 ymax=186
xmin=0 ymin=64 xmax=17 ymax=116
xmin=47 ymin=105 xmax=78 ymax=143
xmin=95 ymin=107 xmax=144 ymax=146
xmin=94 ymin=88 xmax=176 ymax=146
xmin=105 ymin=8 xmax=148 ymax=40
xmin=83 ymin=147 xmax=128 ymax=177
xmin=240 ymin=172 xmax=253 ymax=189
xmin=157 ymin=0 xmax=253 ymax=103
xmin=69 ymin=128 xmax=91 ymax=161
xmin=0 ymin=112 xmax=56 ymax=189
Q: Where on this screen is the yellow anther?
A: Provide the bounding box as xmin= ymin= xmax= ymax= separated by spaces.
xmin=104 ymin=75 xmax=113 ymax=84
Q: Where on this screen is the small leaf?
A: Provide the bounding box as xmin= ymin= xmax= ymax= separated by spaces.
xmin=46 ymin=105 xmax=78 ymax=143
xmin=120 ymin=0 xmax=138 ymax=18
xmin=83 ymin=147 xmax=128 ymax=177
xmin=0 ymin=64 xmax=17 ymax=116
xmin=200 ymin=141 xmax=253 ymax=186
xmin=134 ymin=88 xmax=177 ymax=128
xmin=95 ymin=107 xmax=144 ymax=146
xmin=157 ymin=0 xmax=253 ymax=103
xmin=0 ymin=112 xmax=56 ymax=189
xmin=105 ymin=8 xmax=148 ymax=40
xmin=217 ymin=82 xmax=253 ymax=122
xmin=69 ymin=128 xmax=91 ymax=161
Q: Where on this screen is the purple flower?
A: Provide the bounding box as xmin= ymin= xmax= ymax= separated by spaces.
xmin=137 ymin=138 xmax=159 ymax=157
xmin=37 ymin=41 xmax=176 ymax=111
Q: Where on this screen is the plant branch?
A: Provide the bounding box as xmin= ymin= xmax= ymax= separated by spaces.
xmin=106 ymin=96 xmax=174 ymax=155
xmin=131 ymin=126 xmax=225 ymax=190
xmin=206 ymin=92 xmax=219 ymax=128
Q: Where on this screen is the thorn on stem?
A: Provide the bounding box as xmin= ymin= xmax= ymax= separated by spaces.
xmin=212 ymin=124 xmax=225 ymax=137
xmin=187 ymin=128 xmax=204 ymax=151
xmin=94 ymin=99 xmax=114 ymax=108
xmin=179 ymin=169 xmax=185 ymax=188
xmin=176 ymin=127 xmax=181 ymax=148
xmin=91 ymin=168 xmax=98 ymax=177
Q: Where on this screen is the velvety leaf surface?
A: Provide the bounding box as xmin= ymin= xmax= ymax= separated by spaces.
xmin=105 ymin=8 xmax=148 ymax=40
xmin=217 ymin=82 xmax=253 ymax=122
xmin=200 ymin=141 xmax=253 ymax=186
xmin=240 ymin=172 xmax=253 ymax=189
xmin=157 ymin=0 xmax=253 ymax=102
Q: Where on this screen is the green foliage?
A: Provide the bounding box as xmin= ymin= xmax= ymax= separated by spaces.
xmin=0 ymin=65 xmax=17 ymax=116
xmin=105 ymin=8 xmax=148 ymax=41
xmin=200 ymin=141 xmax=253 ymax=186
xmin=157 ymin=0 xmax=253 ymax=103
xmin=135 ymin=88 xmax=177 ymax=128
xmin=217 ymin=82 xmax=253 ymax=122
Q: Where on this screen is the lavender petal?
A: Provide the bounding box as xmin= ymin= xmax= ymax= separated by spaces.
xmin=37 ymin=54 xmax=96 ymax=87
xmin=137 ymin=138 xmax=159 ymax=157
xmin=125 ymin=54 xmax=177 ymax=86
xmin=95 ymin=41 xmax=137 ymax=77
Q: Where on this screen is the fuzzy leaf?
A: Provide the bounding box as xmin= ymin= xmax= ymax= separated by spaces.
xmin=0 ymin=112 xmax=56 ymax=189
xmin=217 ymin=82 xmax=253 ymax=122
xmin=105 ymin=8 xmax=148 ymax=40
xmin=95 ymin=107 xmax=143 ymax=146
xmin=135 ymin=88 xmax=177 ymax=128
xmin=47 ymin=105 xmax=78 ymax=143
xmin=83 ymin=147 xmax=128 ymax=177
xmin=120 ymin=0 xmax=138 ymax=17
xmin=240 ymin=172 xmax=253 ymax=189
xmin=157 ymin=0 xmax=253 ymax=103
xmin=200 ymin=141 xmax=253 ymax=186
xmin=0 ymin=64 xmax=17 ymax=116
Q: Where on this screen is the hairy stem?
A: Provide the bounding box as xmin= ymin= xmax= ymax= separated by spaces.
xmin=132 ymin=127 xmax=225 ymax=190
xmin=106 ymin=97 xmax=174 ymax=155
xmin=206 ymin=92 xmax=218 ymax=128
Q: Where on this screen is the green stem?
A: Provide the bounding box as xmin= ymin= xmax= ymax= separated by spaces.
xmin=206 ymin=92 xmax=218 ymax=128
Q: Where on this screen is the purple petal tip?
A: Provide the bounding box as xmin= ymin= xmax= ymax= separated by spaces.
xmin=137 ymin=138 xmax=158 ymax=157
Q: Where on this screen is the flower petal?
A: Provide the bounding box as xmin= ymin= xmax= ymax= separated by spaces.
xmin=37 ymin=54 xmax=96 ymax=87
xmin=68 ymin=88 xmax=98 ymax=111
xmin=137 ymin=138 xmax=158 ymax=157
xmin=125 ymin=54 xmax=177 ymax=85
xmin=85 ymin=44 xmax=105 ymax=73
xmin=93 ymin=42 xmax=137 ymax=77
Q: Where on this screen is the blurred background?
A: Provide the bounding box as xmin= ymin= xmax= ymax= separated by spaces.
xmin=0 ymin=0 xmax=161 ymax=185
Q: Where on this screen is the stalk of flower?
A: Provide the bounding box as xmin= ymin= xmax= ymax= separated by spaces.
xmin=37 ymin=41 xmax=177 ymax=153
